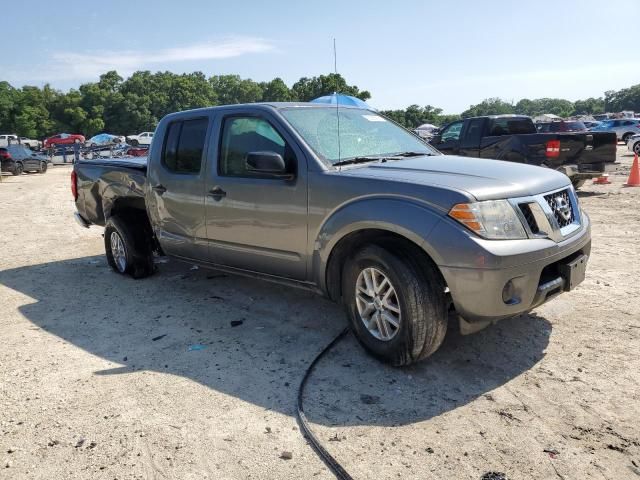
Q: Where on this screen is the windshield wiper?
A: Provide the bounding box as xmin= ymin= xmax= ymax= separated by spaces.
xmin=389 ymin=151 xmax=432 ymax=157
xmin=333 ymin=156 xmax=385 ymax=167
xmin=333 ymin=151 xmax=432 ymax=167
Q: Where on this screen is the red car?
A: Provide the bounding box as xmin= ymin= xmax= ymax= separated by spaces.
xmin=44 ymin=133 xmax=86 ymax=148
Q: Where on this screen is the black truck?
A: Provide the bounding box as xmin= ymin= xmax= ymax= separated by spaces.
xmin=429 ymin=115 xmax=616 ymax=188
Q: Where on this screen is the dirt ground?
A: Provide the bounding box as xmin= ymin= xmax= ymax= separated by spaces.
xmin=1 ymin=148 xmax=638 ymax=480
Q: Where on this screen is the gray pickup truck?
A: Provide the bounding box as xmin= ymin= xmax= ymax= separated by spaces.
xmin=72 ymin=103 xmax=591 ymax=366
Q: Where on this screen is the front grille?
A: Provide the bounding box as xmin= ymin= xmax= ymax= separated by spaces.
xmin=519 ymin=203 xmax=539 ymax=234
xmin=544 ymin=189 xmax=575 ymax=228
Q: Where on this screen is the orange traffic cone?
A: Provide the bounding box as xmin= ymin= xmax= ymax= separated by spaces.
xmin=593 ymin=174 xmax=611 ymax=185
xmin=625 ymin=154 xmax=640 ymax=187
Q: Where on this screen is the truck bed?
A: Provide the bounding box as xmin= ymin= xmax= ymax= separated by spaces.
xmin=74 ymin=157 xmax=148 ymax=227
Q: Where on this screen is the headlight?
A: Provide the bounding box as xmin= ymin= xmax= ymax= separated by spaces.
xmin=449 ymin=200 xmax=527 ymax=240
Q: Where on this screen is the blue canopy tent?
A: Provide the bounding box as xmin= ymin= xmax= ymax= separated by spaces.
xmin=310 ymin=93 xmax=373 ymax=109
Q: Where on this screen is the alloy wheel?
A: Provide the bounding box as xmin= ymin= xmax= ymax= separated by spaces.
xmin=110 ymin=232 xmax=127 ymax=273
xmin=355 ymin=267 xmax=401 ymax=341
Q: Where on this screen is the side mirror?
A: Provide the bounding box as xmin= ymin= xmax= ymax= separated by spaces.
xmin=246 ymin=151 xmax=290 ymax=177
xmin=430 ymin=134 xmax=442 ymax=144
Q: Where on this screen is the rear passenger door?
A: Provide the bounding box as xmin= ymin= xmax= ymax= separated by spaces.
xmin=146 ymin=115 xmax=211 ymax=261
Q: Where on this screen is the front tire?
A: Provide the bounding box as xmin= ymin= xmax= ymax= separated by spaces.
xmin=342 ymin=244 xmax=447 ymax=366
xmin=12 ymin=163 xmax=23 ymax=175
xmin=634 ymin=142 xmax=640 ymax=155
xmin=40 ymin=162 xmax=48 ymax=173
xmin=104 ymin=215 xmax=155 ymax=279
xmin=622 ymin=133 xmax=632 ymax=144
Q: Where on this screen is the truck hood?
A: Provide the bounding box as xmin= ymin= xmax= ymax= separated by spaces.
xmin=337 ymin=155 xmax=570 ymax=200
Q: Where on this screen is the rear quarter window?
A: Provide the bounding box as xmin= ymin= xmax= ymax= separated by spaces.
xmin=488 ymin=118 xmax=537 ymax=136
xmin=162 ymin=118 xmax=208 ymax=174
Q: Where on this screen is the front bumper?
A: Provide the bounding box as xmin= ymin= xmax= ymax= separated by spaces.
xmin=438 ymin=213 xmax=591 ymax=323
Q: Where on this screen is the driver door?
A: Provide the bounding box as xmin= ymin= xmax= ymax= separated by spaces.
xmin=434 ymin=121 xmax=463 ymax=155
xmin=204 ymin=109 xmax=308 ymax=280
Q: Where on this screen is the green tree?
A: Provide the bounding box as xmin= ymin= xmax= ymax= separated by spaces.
xmin=572 ymin=97 xmax=604 ymax=115
xmin=461 ymin=98 xmax=514 ymax=118
xmin=209 ymin=75 xmax=263 ymax=105
xmin=291 ymin=73 xmax=370 ymax=102
xmin=604 ymin=84 xmax=640 ymax=112
xmin=261 ymin=78 xmax=292 ymax=102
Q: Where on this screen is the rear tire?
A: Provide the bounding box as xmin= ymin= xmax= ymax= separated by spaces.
xmin=342 ymin=244 xmax=447 ymax=366
xmin=104 ymin=215 xmax=155 ymax=279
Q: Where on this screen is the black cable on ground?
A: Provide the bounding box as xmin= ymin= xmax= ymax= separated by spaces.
xmin=296 ymin=327 xmax=354 ymax=480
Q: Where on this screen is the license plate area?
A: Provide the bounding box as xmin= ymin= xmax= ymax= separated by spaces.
xmin=559 ymin=254 xmax=588 ymax=291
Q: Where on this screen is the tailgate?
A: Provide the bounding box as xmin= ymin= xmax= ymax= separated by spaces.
xmin=553 ymin=132 xmax=617 ymax=171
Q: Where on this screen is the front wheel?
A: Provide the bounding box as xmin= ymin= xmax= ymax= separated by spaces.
xmin=12 ymin=163 xmax=23 ymax=175
xmin=40 ymin=162 xmax=48 ymax=173
xmin=104 ymin=215 xmax=155 ymax=279
xmin=634 ymin=142 xmax=640 ymax=155
xmin=342 ymin=244 xmax=447 ymax=366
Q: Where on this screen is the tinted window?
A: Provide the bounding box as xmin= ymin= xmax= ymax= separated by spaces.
xmin=460 ymin=119 xmax=483 ymax=147
xmin=162 ymin=118 xmax=208 ymax=174
xmin=488 ymin=117 xmax=536 ymax=136
xmin=219 ymin=117 xmax=295 ymax=177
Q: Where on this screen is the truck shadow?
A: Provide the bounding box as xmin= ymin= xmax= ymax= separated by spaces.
xmin=0 ymin=256 xmax=550 ymax=427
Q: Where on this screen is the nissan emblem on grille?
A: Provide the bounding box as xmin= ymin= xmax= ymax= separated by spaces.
xmin=554 ymin=195 xmax=572 ymax=222
xmin=544 ymin=189 xmax=575 ymax=228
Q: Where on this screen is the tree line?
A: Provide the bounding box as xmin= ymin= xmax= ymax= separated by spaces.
xmin=1 ymin=69 xmax=639 ymax=138
xmin=0 ymin=71 xmax=370 ymax=139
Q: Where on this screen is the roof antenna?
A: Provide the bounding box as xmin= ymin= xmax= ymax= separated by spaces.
xmin=334 ymin=38 xmax=342 ymax=171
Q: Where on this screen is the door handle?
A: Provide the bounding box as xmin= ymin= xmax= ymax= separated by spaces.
xmin=208 ymin=186 xmax=226 ymax=200
xmin=152 ymin=184 xmax=167 ymax=195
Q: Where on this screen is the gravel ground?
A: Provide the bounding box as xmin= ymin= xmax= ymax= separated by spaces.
xmin=1 ymin=148 xmax=638 ymax=479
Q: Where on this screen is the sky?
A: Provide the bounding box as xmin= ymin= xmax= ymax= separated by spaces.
xmin=3 ymin=0 xmax=639 ymax=113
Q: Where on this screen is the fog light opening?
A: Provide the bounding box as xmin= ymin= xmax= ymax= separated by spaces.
xmin=502 ymin=279 xmax=521 ymax=305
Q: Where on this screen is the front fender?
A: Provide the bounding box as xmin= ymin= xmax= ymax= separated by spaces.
xmin=312 ymin=196 xmax=445 ymax=292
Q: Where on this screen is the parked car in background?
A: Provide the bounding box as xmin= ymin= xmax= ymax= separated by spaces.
xmin=590 ymin=118 xmax=640 ymax=142
xmin=582 ymin=121 xmax=601 ymax=129
xmin=0 ymin=134 xmax=19 ymax=147
xmin=536 ymin=121 xmax=587 ymax=133
xmin=627 ymin=134 xmax=640 ymax=155
xmin=125 ymin=131 xmax=154 ymax=146
xmin=0 ymin=145 xmax=49 ymax=175
xmin=85 ymin=133 xmax=124 ymax=147
xmin=44 ymin=133 xmax=85 ymax=148
xmin=73 ymin=103 xmax=591 ymax=366
xmin=19 ymin=137 xmax=42 ymax=149
xmin=429 ymin=115 xmax=617 ymax=189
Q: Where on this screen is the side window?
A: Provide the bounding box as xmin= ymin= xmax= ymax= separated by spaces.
xmin=460 ymin=119 xmax=483 ymax=148
xmin=441 ymin=121 xmax=463 ymax=142
xmin=162 ymin=118 xmax=208 ymax=174
xmin=219 ymin=116 xmax=295 ymax=177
